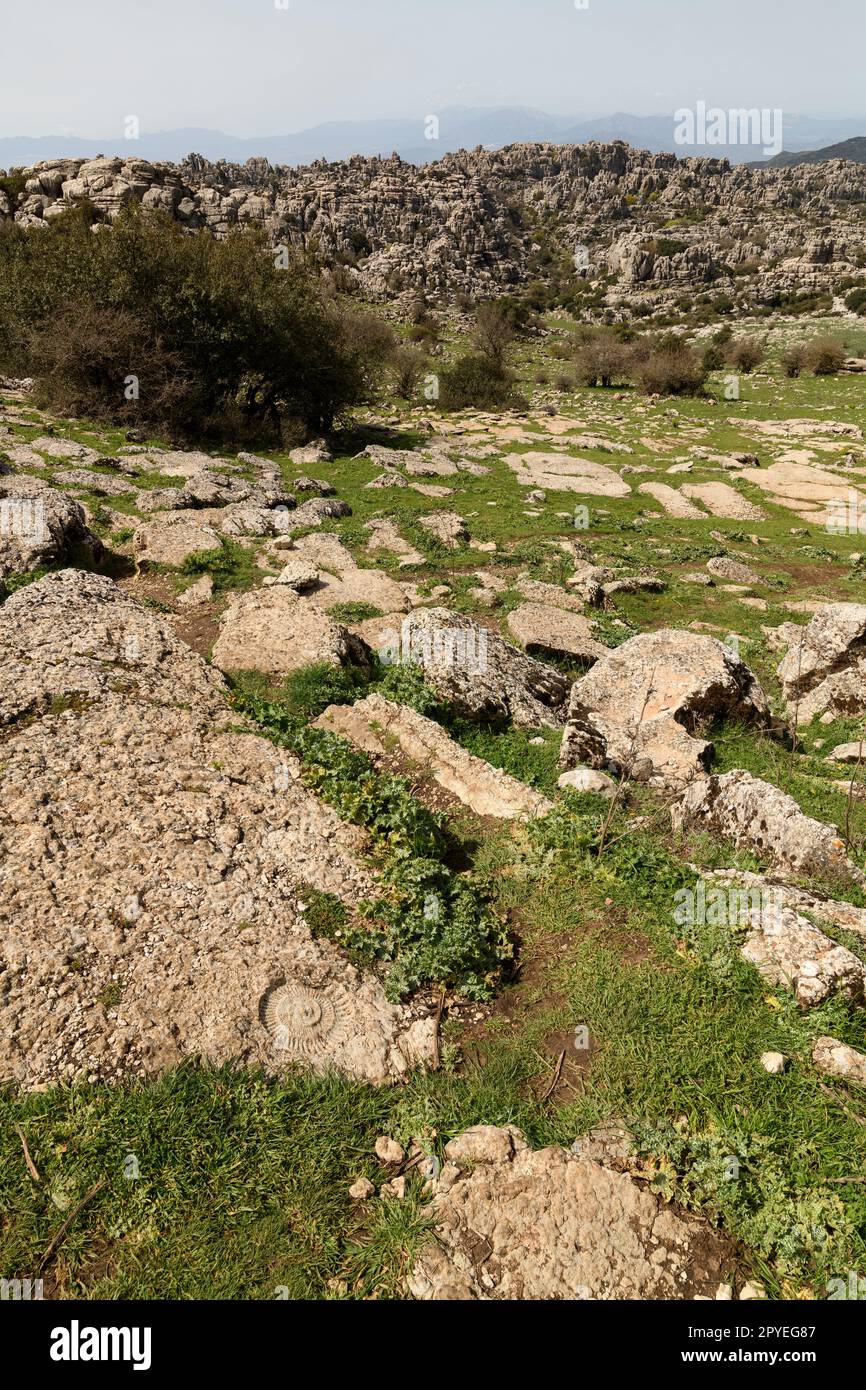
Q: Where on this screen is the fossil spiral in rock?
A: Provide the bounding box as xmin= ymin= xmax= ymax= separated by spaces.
xmin=262 ymin=980 xmax=347 ymax=1060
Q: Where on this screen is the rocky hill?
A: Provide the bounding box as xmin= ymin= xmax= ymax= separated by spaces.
xmin=764 ymin=135 xmax=866 ymax=168
xmin=4 ymin=141 xmax=866 ymax=313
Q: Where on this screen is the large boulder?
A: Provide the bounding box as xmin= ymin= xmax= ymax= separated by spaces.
xmin=392 ymin=608 xmax=570 ymax=729
xmin=408 ymin=1126 xmax=735 ymax=1300
xmin=559 ymin=630 xmax=768 ymax=788
xmin=0 ymin=476 xmax=102 ymax=577
xmin=673 ymin=769 xmax=865 ymax=887
xmin=315 ymin=695 xmax=552 ymax=821
xmin=0 ymin=570 xmax=435 ymax=1088
xmin=776 ymin=604 xmax=866 ymax=725
xmin=211 ymin=586 xmax=370 ymax=676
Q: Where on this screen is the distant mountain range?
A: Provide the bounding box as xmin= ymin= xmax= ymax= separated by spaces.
xmin=761 ymin=135 xmax=866 ymax=167
xmin=2 ymin=108 xmax=865 ymax=171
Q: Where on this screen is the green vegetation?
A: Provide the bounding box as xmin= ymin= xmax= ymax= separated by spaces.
xmin=0 ymin=207 xmax=393 ymax=443
xmin=231 ymin=677 xmax=510 ymax=1001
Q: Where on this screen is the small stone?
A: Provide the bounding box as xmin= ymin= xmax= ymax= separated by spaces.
xmin=274 ymin=559 xmax=321 ymax=591
xmin=739 ymin=1281 xmax=766 ymax=1300
xmin=383 ymin=1175 xmax=407 ymax=1200
xmin=349 ymin=1176 xmax=375 ymax=1201
xmin=375 ymin=1135 xmax=405 ymax=1165
xmin=760 ymin=1051 xmax=788 ymax=1075
xmin=715 ymin=1284 xmax=734 ymax=1300
xmin=558 ymin=767 xmax=617 ymax=798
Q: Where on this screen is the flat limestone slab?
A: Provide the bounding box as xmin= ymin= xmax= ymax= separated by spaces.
xmin=681 ymin=482 xmax=767 ymax=521
xmin=637 ymin=482 xmax=705 ymax=518
xmin=508 ymin=452 xmax=631 ymax=498
xmin=315 ymin=694 xmax=552 ymax=821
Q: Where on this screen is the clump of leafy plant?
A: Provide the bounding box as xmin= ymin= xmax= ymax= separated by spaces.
xmin=230 ymin=685 xmax=510 ymax=1000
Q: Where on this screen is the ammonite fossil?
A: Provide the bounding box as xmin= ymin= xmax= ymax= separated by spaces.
xmin=261 ymin=980 xmax=348 ymax=1061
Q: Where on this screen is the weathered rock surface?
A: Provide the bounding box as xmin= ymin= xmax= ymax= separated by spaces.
xmin=417 ymin=510 xmax=469 ymax=550
xmin=560 ymin=630 xmax=767 ymax=787
xmin=211 ymin=586 xmax=370 ymax=675
xmin=673 ymin=770 xmax=865 ymax=886
xmin=0 ymin=476 xmax=102 ymax=577
xmin=701 ymin=868 xmax=866 ymax=941
xmin=740 ymin=904 xmax=866 ymax=1008
xmin=408 ymin=1126 xmax=734 ymax=1300
xmin=508 ymin=452 xmax=631 ymax=497
xmin=394 ymin=608 xmax=570 ymax=729
xmin=812 ymin=1036 xmax=866 ymax=1083
xmin=0 ymin=571 xmax=434 ymax=1088
xmin=5 ymin=145 xmax=866 ymax=314
xmin=506 ymin=603 xmax=606 ymax=666
xmin=557 ymin=767 xmax=617 ymax=797
xmin=315 ymin=695 xmax=552 ymax=820
xmin=776 ymin=604 xmax=866 ymax=725
xmin=133 ymin=514 xmax=224 ymax=568
xmin=707 ymin=556 xmax=760 ymax=585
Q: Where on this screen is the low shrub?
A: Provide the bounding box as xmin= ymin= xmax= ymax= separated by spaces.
xmin=438 ymin=353 xmax=527 ymax=410
xmin=804 ymin=336 xmax=847 ymax=376
xmin=0 ymin=206 xmax=391 ymax=443
xmin=726 ymin=336 xmax=766 ymax=373
xmin=633 ymin=340 xmax=708 ymax=396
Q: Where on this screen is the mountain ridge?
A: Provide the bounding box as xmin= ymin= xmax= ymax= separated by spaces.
xmin=3 ymin=108 xmax=865 ymax=171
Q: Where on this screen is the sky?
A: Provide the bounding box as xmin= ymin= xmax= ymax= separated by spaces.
xmin=1 ymin=0 xmax=864 ymax=137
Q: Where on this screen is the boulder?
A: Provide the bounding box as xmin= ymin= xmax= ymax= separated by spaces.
xmin=557 ymin=767 xmax=617 ymax=797
xmin=417 ymin=510 xmax=469 ymax=550
xmin=292 ymin=475 xmax=335 ymax=495
xmin=394 ymin=608 xmax=570 ymax=729
xmin=740 ymin=903 xmax=866 ymax=1008
xmin=812 ymin=1036 xmax=866 ymax=1084
xmin=268 ymin=559 xmax=321 ymax=591
xmin=289 ymin=438 xmax=332 ymax=466
xmin=211 ymin=587 xmax=370 ymax=676
xmin=776 ymin=604 xmax=866 ymax=725
xmin=707 ymin=556 xmax=760 ymax=585
xmin=408 ymin=1127 xmax=735 ymax=1300
xmin=673 ymin=770 xmax=865 ymax=886
xmin=559 ymin=630 xmax=768 ymax=788
xmin=0 ymin=476 xmax=102 ymax=577
xmin=506 ymin=603 xmax=606 ymax=666
xmin=286 ymin=497 xmax=351 ymax=530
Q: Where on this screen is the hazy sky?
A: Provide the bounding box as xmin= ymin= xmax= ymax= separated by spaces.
xmin=2 ymin=0 xmax=863 ymax=136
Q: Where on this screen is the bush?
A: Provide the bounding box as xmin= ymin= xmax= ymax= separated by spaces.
xmin=726 ymin=337 xmax=766 ymax=373
xmin=0 ymin=207 xmax=391 ymax=442
xmin=390 ymin=345 xmax=427 ymax=401
xmin=804 ymin=336 xmax=847 ymax=376
xmin=780 ymin=344 xmax=807 ymax=378
xmin=571 ymin=331 xmax=632 ymax=388
xmin=844 ymin=286 xmax=866 ymax=315
xmin=472 ymin=300 xmax=517 ymax=364
xmin=438 ymin=353 xmax=527 ymax=411
xmin=701 ymin=342 xmax=727 ymax=372
xmin=633 ymin=341 xmax=708 ymax=396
